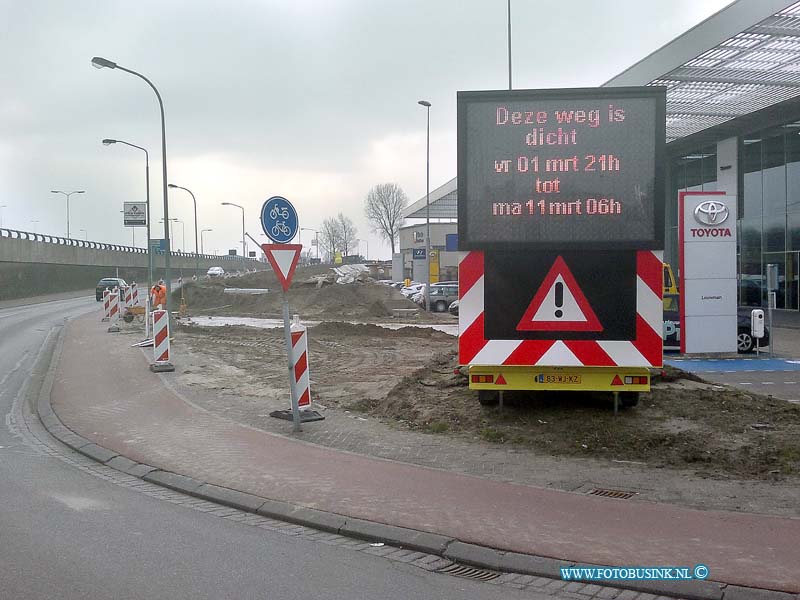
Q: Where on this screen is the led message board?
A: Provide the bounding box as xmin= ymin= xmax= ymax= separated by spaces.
xmin=457 ymin=87 xmax=665 ymax=249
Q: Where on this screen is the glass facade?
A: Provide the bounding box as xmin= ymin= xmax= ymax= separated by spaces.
xmin=670 ymin=123 xmax=800 ymax=311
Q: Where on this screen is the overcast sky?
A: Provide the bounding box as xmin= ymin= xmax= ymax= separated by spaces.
xmin=1 ymin=0 xmax=733 ymax=259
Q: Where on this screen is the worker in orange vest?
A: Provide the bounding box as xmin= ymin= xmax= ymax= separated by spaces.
xmin=150 ymin=280 xmax=167 ymax=309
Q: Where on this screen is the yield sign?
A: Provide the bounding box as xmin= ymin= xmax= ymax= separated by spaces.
xmin=516 ymin=255 xmax=603 ymax=332
xmin=262 ymin=244 xmax=302 ymax=292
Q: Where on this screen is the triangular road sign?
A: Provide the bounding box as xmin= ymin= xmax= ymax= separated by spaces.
xmin=262 ymin=244 xmax=302 ymax=292
xmin=516 ymin=255 xmax=603 ymax=332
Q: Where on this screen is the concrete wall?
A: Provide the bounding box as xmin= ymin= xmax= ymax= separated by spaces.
xmin=0 ymin=228 xmax=265 ymax=301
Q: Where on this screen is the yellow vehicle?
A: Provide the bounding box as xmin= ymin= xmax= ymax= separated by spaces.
xmin=663 ymin=262 xmax=678 ymax=295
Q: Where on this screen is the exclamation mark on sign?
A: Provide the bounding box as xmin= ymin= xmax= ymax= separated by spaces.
xmin=554 ymin=281 xmax=564 ymax=319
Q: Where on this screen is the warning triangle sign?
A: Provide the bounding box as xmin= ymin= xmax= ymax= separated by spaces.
xmin=262 ymin=244 xmax=302 ymax=292
xmin=516 ymin=255 xmax=603 ymax=332
xmin=496 ymin=374 xmax=507 ymax=385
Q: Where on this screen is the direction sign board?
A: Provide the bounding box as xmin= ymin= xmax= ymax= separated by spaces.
xmin=457 ymin=86 xmax=665 ymax=250
xmin=123 ymin=202 xmax=147 ymax=227
xmin=261 ymin=196 xmax=298 ymax=243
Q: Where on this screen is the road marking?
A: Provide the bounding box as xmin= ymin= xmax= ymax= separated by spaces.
xmin=738 ymin=382 xmax=752 ymax=385
xmin=762 ymin=382 xmax=774 ymax=385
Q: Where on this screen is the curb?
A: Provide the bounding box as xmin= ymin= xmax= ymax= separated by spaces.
xmin=35 ymin=325 xmax=798 ymax=600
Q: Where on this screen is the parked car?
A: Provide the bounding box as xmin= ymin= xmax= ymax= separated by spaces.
xmin=207 ymin=266 xmax=225 ymax=277
xmin=448 ymin=299 xmax=459 ymax=316
xmin=425 ymin=284 xmax=459 ymax=312
xmin=662 ymin=292 xmax=769 ymax=353
xmin=95 ymin=277 xmax=127 ymax=301
xmin=400 ymin=283 xmax=424 ymax=298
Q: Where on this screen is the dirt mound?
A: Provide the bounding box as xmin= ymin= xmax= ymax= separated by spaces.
xmin=368 ymin=352 xmax=800 ymax=480
xmin=178 ymin=269 xmax=420 ymax=320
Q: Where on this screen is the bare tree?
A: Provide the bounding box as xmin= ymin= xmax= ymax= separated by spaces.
xmin=364 ymin=183 xmax=407 ymax=255
xmin=336 ymin=212 xmax=358 ymax=256
xmin=320 ymin=217 xmax=340 ymax=262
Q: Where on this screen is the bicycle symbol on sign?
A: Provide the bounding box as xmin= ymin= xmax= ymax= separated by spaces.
xmin=271 ymin=221 xmax=291 ymax=237
xmin=269 ymin=204 xmax=289 ymax=220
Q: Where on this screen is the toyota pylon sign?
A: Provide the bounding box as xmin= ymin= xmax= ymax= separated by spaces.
xmin=679 ymin=191 xmax=737 ymax=353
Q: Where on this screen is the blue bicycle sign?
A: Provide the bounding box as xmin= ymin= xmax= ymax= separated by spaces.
xmin=261 ymin=196 xmax=298 ymax=243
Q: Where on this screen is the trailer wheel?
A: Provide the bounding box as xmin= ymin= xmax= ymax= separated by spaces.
xmin=619 ymin=392 xmax=639 ymax=408
xmin=478 ymin=390 xmax=499 ymax=406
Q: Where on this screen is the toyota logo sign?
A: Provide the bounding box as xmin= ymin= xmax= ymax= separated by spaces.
xmin=694 ymin=200 xmax=729 ymax=226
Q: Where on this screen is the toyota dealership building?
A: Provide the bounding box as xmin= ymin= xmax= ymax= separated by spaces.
xmin=401 ymin=0 xmax=800 ymax=312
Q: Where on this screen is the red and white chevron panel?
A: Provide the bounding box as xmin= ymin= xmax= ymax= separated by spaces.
xmin=152 ymin=309 xmax=171 ymax=363
xmin=123 ymin=285 xmax=133 ymax=307
xmin=131 ymin=283 xmax=140 ymax=307
xmin=108 ymin=288 xmax=120 ymax=321
xmin=102 ymin=290 xmax=111 ymax=320
xmin=290 ymin=324 xmax=311 ymax=407
xmin=458 ymin=250 xmax=663 ymax=368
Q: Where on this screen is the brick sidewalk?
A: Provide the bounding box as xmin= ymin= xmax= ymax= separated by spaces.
xmin=52 ymin=313 xmax=800 ymax=594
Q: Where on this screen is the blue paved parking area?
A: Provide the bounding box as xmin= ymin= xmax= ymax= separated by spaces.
xmin=665 ymin=357 xmax=800 ymax=373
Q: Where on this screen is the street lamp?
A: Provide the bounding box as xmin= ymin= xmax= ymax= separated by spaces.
xmin=160 ymin=218 xmax=178 ymax=249
xmin=418 ymin=99 xmax=431 ymax=311
xmin=168 ymin=184 xmax=200 ymax=277
xmin=79 ymin=228 xmax=88 ymax=240
xmin=301 ymin=227 xmax=319 ymax=260
xmin=51 ymin=190 xmax=85 ymax=238
xmin=175 ymin=219 xmax=185 ymax=252
xmin=92 ymin=56 xmax=173 ymax=319
xmin=200 ymin=228 xmax=213 ymax=255
xmin=221 ymin=202 xmax=246 ymax=266
xmin=357 ymin=238 xmax=369 ymax=261
xmin=102 ymin=138 xmax=153 ymax=294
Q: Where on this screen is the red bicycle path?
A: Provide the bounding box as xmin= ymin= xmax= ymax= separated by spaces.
xmin=50 ymin=313 xmax=800 ymax=594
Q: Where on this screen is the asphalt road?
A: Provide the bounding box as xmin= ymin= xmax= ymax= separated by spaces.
xmin=0 ymin=295 xmax=544 ymax=600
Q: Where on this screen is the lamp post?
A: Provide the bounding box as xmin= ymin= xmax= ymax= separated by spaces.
xmin=301 ymin=227 xmax=319 ymax=260
xmin=174 ymin=219 xmax=185 ymax=251
xmin=92 ymin=56 xmax=173 ymax=320
xmin=168 ymin=183 xmax=200 ymax=278
xmin=51 ymin=190 xmax=85 ymax=238
xmin=221 ymin=202 xmax=246 ymax=267
xmin=102 ymin=138 xmax=153 ymax=294
xmin=160 ymin=218 xmax=178 ymax=249
xmin=79 ymin=228 xmax=88 ymax=240
xmin=357 ymin=238 xmax=369 ymax=261
xmin=200 ymin=228 xmax=212 ymax=255
xmin=418 ymin=100 xmax=431 ymax=311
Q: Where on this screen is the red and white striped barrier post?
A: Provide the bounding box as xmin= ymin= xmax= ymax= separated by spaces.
xmin=144 ymin=295 xmax=151 ymax=339
xmin=290 ymin=316 xmax=311 ymax=408
xmin=149 ymin=309 xmax=175 ymax=372
xmin=102 ymin=289 xmax=111 ymax=321
xmin=107 ymin=287 xmax=121 ymax=333
xmin=131 ymin=282 xmax=139 ymax=307
xmin=123 ymin=284 xmax=133 ymax=308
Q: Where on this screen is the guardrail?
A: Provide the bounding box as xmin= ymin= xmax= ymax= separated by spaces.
xmin=0 ymin=227 xmax=258 ymax=263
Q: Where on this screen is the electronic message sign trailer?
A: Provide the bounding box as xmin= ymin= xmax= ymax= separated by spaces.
xmin=457 ymin=86 xmax=665 ymax=406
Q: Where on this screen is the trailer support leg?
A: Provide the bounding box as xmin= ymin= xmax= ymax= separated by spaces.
xmin=498 ymin=390 xmax=504 ymax=411
xmin=613 ymin=391 xmax=619 ymax=415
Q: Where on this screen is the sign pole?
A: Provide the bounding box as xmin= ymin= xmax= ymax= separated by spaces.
xmin=282 ymin=291 xmax=301 ymax=432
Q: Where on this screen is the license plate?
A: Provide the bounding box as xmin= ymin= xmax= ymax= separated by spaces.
xmin=540 ymin=374 xmax=581 ymax=384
